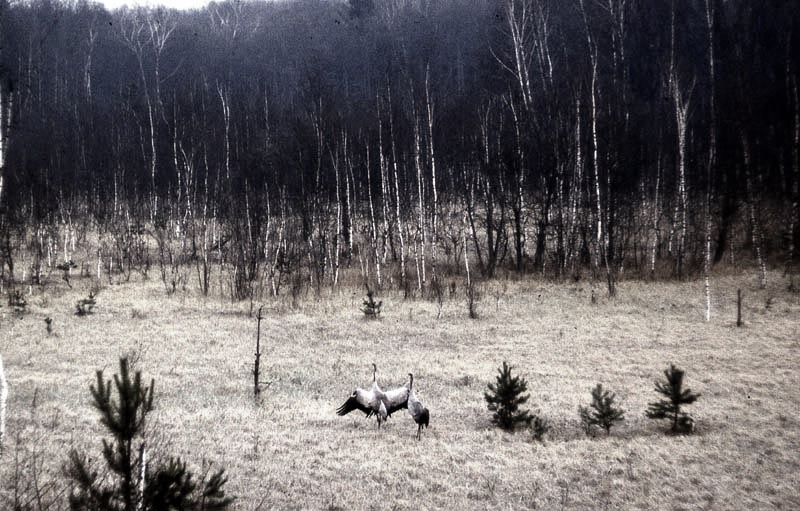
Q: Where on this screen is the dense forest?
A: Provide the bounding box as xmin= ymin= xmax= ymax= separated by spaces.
xmin=0 ymin=0 xmax=798 ymax=300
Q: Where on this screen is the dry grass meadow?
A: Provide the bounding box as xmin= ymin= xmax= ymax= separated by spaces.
xmin=1 ymin=269 xmax=799 ymax=510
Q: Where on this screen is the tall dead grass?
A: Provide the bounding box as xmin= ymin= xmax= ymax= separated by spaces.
xmin=1 ymin=271 xmax=799 ymax=509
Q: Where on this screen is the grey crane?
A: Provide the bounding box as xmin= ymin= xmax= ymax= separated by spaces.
xmin=336 ymin=364 xmax=409 ymax=428
xmin=407 ymin=373 xmax=430 ymax=440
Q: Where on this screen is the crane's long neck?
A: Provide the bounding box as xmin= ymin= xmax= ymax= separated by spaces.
xmin=371 ymin=363 xmax=383 ymax=395
xmin=408 ymin=373 xmax=414 ymax=390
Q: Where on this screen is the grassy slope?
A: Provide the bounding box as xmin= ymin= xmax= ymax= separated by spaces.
xmin=1 ymin=272 xmax=799 ymax=510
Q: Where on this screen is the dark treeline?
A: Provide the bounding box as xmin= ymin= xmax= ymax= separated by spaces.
xmin=0 ymin=0 xmax=798 ymax=300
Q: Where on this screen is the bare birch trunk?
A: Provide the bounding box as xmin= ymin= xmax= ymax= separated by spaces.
xmin=666 ymin=2 xmax=690 ymax=279
xmin=386 ymin=84 xmax=407 ymax=291
xmin=567 ymin=94 xmax=583 ymax=275
xmin=269 ymin=189 xmax=287 ymax=296
xmin=590 ymin=55 xmax=603 ymax=275
xmin=198 ymin=150 xmax=211 ymax=295
xmin=366 ymin=144 xmax=382 ymax=287
xmin=704 ymin=0 xmax=716 ymax=321
xmin=425 ymin=67 xmax=438 ymax=285
xmin=500 ymin=0 xmax=533 ymax=111
xmin=0 ymin=83 xmax=11 ymax=208
xmin=145 ymin=73 xmax=158 ymax=217
xmin=377 ymin=97 xmax=392 ymax=267
xmin=332 ymin=136 xmax=342 ymax=288
xmin=741 ymin=134 xmax=767 ymax=289
xmin=413 ymin=103 xmax=426 ymax=291
xmin=578 ymin=0 xmax=603 ymax=276
xmin=345 ymin=148 xmax=355 ymax=262
xmin=217 ymin=84 xmax=232 ymax=185
xmin=670 ymin=69 xmax=691 ymax=280
xmin=650 ymin=154 xmax=662 ymax=276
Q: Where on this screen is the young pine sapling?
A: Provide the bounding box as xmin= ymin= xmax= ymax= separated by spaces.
xmin=484 ymin=361 xmax=533 ymax=432
xmin=65 ymin=357 xmax=234 ymax=510
xmin=579 ymin=383 xmax=625 ymax=435
xmin=646 ymin=364 xmax=700 ymax=434
xmin=361 ymin=286 xmax=382 ymax=318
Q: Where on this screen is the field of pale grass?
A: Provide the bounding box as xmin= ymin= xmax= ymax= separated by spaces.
xmin=1 ymin=270 xmax=799 ymax=509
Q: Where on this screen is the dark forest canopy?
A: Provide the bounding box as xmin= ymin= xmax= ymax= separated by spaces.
xmin=0 ymin=0 xmax=798 ymax=297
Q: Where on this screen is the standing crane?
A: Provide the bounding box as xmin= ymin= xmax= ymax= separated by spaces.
xmin=407 ymin=373 xmax=429 ymax=440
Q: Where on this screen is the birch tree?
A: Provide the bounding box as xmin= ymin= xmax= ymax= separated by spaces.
xmin=0 ymin=0 xmax=11 ymax=211
xmin=412 ymin=96 xmax=426 ymax=291
xmin=385 ymin=82 xmax=407 ymax=292
xmin=424 ymin=65 xmax=439 ymax=286
xmin=703 ymin=0 xmax=716 ymax=320
xmin=578 ymin=0 xmax=613 ymax=294
xmin=741 ymin=132 xmax=767 ymax=289
xmin=670 ymin=69 xmax=692 ymax=280
xmin=118 ymin=7 xmax=176 ymax=218
xmin=566 ymin=92 xmax=584 ymax=276
xmin=666 ymin=2 xmax=692 ymax=280
xmin=365 ymin=140 xmax=382 ymax=287
xmin=0 ymin=79 xmax=10 ymax=209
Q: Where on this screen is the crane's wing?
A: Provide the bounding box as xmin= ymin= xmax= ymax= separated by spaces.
xmin=336 ymin=388 xmax=376 ymax=417
xmin=382 ymin=385 xmax=410 ymax=416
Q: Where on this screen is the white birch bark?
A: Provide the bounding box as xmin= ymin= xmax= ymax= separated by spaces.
xmin=704 ymin=0 xmax=716 ymax=320
xmin=578 ymin=0 xmax=602 ymax=273
xmin=567 ymin=94 xmax=582 ymax=275
xmin=650 ymin=155 xmax=662 ymax=276
xmin=742 ymin=134 xmax=767 ymax=289
xmin=670 ymin=69 xmax=692 ymax=279
xmin=493 ymin=0 xmax=533 ymax=112
xmin=381 ymin=83 xmax=407 ymax=289
xmin=330 ymin=135 xmax=342 ymax=288
xmin=425 ymin=66 xmax=438 ymax=285
xmin=590 ymin=52 xmax=602 ymax=273
xmin=0 ymin=83 xmax=12 ymax=208
xmin=118 ymin=9 xmax=174 ymax=217
xmin=366 ymin=144 xmax=382 ymax=287
xmin=377 ymin=96 xmax=391 ymax=267
xmin=413 ymin=103 xmax=426 ymax=291
xmin=217 ymin=84 xmax=232 ymax=184
xmin=389 ymin=96 xmax=406 ymax=290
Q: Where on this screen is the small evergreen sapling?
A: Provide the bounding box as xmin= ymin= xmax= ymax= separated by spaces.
xmin=646 ymin=364 xmax=700 ymax=434
xmin=65 ymin=357 xmax=234 ymax=510
xmin=484 ymin=361 xmax=533 ymax=431
xmin=530 ymin=415 xmax=550 ymax=441
xmin=361 ymin=287 xmax=382 ymax=318
xmin=579 ymin=384 xmax=625 ymax=435
xmin=66 ymin=357 xmax=154 ymax=510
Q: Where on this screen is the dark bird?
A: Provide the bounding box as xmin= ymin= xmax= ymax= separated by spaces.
xmin=407 ymin=373 xmax=430 ymax=440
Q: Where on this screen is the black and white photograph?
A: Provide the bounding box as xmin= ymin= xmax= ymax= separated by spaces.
xmin=1 ymin=0 xmax=798 ymax=508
